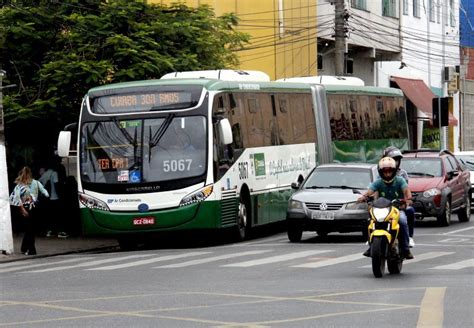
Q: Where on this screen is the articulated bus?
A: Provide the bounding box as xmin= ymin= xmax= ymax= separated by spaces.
xmin=58 ymin=79 xmax=332 ymax=248
xmin=57 ymin=73 xmax=409 ymax=248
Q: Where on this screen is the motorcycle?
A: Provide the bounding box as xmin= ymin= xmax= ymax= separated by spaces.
xmin=366 ymin=197 xmax=404 ymax=278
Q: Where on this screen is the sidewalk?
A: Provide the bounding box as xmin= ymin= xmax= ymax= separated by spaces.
xmin=0 ymin=233 xmax=119 ymax=263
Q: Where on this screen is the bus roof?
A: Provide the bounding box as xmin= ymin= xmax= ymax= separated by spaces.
xmin=161 ymin=70 xmax=271 ymax=81
xmin=277 ymin=75 xmax=365 ymax=86
xmin=87 ymin=79 xmax=403 ymax=97
xmin=87 ymin=78 xmax=316 ymax=96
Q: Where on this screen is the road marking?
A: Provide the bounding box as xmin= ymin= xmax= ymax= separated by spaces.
xmin=359 ymin=252 xmax=454 ymax=268
xmin=222 ymin=250 xmax=331 ymax=267
xmin=431 ymin=259 xmax=474 ymax=270
xmin=442 ymin=226 xmax=474 ymax=235
xmin=293 ymin=253 xmax=364 ymax=268
xmin=155 ymin=250 xmax=271 ymax=268
xmin=0 ymin=257 xmax=95 ymax=274
xmin=87 ymin=252 xmax=210 ymax=270
xmin=416 ymin=287 xmax=446 ymax=328
xmin=26 ymin=254 xmax=156 ymax=272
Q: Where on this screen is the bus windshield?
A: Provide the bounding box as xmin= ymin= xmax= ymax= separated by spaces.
xmin=80 ymin=115 xmax=207 ymax=185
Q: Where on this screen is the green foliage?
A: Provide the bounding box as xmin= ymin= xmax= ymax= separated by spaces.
xmin=0 ymin=0 xmax=248 ymax=166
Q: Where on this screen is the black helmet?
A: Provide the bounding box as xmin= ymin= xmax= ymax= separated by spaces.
xmin=383 ymin=146 xmax=403 ymax=169
xmin=378 ymin=157 xmax=397 ymax=184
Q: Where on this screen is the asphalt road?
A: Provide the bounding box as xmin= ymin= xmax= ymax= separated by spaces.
xmin=1 ymin=215 xmax=473 ymax=327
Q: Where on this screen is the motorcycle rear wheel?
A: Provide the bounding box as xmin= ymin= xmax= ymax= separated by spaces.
xmin=371 ymin=237 xmax=386 ymax=278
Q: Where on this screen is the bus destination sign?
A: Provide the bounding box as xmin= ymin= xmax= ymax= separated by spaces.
xmin=94 ymin=92 xmax=193 ymax=113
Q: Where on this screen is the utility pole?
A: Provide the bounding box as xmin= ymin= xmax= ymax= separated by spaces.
xmin=0 ymin=69 xmax=14 ymax=255
xmin=334 ymin=0 xmax=346 ymax=76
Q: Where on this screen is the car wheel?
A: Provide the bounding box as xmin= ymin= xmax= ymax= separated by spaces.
xmin=457 ymin=192 xmax=471 ymax=222
xmin=437 ymin=200 xmax=451 ymax=227
xmin=287 ymin=224 xmax=303 ymax=242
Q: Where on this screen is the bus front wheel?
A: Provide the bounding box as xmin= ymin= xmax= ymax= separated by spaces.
xmin=236 ymin=195 xmax=251 ymax=241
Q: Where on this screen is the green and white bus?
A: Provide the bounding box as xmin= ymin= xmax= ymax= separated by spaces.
xmin=58 ymin=73 xmax=409 ymax=248
xmin=58 ymin=78 xmax=333 ymax=248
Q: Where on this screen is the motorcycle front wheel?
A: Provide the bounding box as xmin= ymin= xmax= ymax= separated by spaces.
xmin=371 ymin=236 xmax=386 ymax=278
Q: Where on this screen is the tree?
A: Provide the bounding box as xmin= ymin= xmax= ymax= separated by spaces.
xmin=0 ymin=0 xmax=248 ymax=169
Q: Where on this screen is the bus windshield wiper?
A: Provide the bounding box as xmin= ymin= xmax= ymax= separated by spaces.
xmin=148 ymin=114 xmax=175 ymax=159
xmin=328 ymin=185 xmax=360 ymax=189
xmin=305 ymin=186 xmax=330 ymax=189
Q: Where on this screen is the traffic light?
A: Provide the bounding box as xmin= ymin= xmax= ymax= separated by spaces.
xmin=432 ymin=97 xmax=449 ymax=127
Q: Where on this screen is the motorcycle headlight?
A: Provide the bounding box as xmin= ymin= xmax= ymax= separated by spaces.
xmin=288 ymin=199 xmax=304 ymax=210
xmin=180 ymin=185 xmax=213 ymax=207
xmin=372 ymin=207 xmax=390 ymax=222
xmin=79 ymin=193 xmax=110 ymax=211
xmin=423 ymin=188 xmax=441 ymax=198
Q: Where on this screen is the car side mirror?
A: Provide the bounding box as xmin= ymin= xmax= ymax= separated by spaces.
xmin=291 ymin=182 xmax=299 ymax=190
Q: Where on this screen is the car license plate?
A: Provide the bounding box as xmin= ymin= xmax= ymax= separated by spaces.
xmin=312 ymin=211 xmax=335 ymax=220
xmin=133 ymin=217 xmax=155 ymax=225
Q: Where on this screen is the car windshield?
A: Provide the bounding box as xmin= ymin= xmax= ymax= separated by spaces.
xmin=456 ymin=155 xmax=474 ymax=171
xmin=80 ymin=115 xmax=207 ymax=184
xmin=303 ymin=168 xmax=372 ymax=189
xmin=401 ymin=158 xmax=442 ymax=177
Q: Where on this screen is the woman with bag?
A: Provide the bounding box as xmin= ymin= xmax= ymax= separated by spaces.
xmin=9 ymin=166 xmax=49 ymax=255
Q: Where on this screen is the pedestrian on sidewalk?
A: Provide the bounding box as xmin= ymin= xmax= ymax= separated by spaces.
xmin=9 ymin=166 xmax=49 ymax=255
xmin=39 ymin=157 xmax=69 ymax=239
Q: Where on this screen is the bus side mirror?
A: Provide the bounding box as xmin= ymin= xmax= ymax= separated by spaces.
xmin=218 ymin=118 xmax=233 ymax=145
xmin=57 ymin=131 xmax=71 ymax=157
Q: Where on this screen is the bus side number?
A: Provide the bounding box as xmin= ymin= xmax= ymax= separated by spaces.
xmin=163 ymin=159 xmax=192 ymax=172
xmin=239 ymin=162 xmax=249 ymax=179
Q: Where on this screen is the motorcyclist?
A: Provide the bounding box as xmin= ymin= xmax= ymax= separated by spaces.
xmin=382 ymin=146 xmax=416 ymax=247
xmin=358 ymin=157 xmax=414 ymax=259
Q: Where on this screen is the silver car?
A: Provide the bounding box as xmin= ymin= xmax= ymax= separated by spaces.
xmin=286 ymin=163 xmax=378 ymax=242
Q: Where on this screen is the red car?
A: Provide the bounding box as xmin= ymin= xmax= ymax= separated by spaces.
xmin=400 ymin=149 xmax=471 ymax=226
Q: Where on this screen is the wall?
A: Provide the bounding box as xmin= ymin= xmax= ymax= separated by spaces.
xmin=152 ymin=0 xmax=317 ymax=80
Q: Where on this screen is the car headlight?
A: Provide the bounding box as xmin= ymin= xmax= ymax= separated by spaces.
xmin=180 ymin=185 xmax=213 ymax=207
xmin=288 ymin=199 xmax=304 ymax=210
xmin=79 ymin=193 xmax=110 ymax=211
xmin=372 ymin=207 xmax=390 ymax=222
xmin=345 ymin=202 xmax=368 ymax=210
xmin=423 ymin=188 xmax=441 ymax=198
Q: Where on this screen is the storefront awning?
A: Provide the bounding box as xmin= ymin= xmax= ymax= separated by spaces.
xmin=390 ymin=76 xmax=458 ymax=126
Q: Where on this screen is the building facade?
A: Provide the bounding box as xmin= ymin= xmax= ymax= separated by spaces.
xmin=152 ymin=0 xmax=317 ymax=80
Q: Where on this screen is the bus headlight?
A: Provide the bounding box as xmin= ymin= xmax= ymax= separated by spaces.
xmin=79 ymin=193 xmax=110 ymax=211
xmin=180 ymin=185 xmax=213 ymax=207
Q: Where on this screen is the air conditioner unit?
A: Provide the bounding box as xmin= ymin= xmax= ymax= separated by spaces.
xmin=443 ymin=66 xmax=455 ymax=82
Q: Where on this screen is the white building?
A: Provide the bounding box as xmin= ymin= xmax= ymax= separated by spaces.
xmin=317 ymin=0 xmax=461 ymax=150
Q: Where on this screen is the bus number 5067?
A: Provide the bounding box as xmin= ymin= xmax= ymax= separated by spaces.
xmin=239 ymin=162 xmax=249 ymax=179
xmin=163 ymin=159 xmax=192 ymax=172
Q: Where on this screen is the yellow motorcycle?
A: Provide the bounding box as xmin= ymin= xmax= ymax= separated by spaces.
xmin=367 ymin=197 xmax=404 ymax=278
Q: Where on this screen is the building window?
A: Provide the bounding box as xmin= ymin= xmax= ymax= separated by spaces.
xmin=382 ymin=0 xmax=397 ymax=18
xmin=429 ymin=0 xmax=435 ymax=22
xmin=351 ymin=0 xmax=366 ymax=10
xmin=403 ymin=0 xmax=408 ymax=15
xmin=449 ymin=0 xmax=455 ymax=27
xmin=413 ymin=0 xmax=420 ymax=17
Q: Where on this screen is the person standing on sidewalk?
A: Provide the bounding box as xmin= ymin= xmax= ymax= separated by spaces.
xmin=39 ymin=158 xmax=69 ymax=238
xmin=9 ymin=166 xmax=49 ymax=255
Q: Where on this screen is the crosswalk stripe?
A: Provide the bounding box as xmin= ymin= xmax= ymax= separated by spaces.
xmin=26 ymin=254 xmax=157 ymax=273
xmin=358 ymin=252 xmax=455 ymax=268
xmin=292 ymin=253 xmax=364 ymax=268
xmin=0 ymin=257 xmax=96 ymax=274
xmin=221 ymin=250 xmax=332 ymax=267
xmin=86 ymin=252 xmax=211 ymax=270
xmin=155 ymin=250 xmax=271 ymax=268
xmin=431 ymin=259 xmax=474 ymax=270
